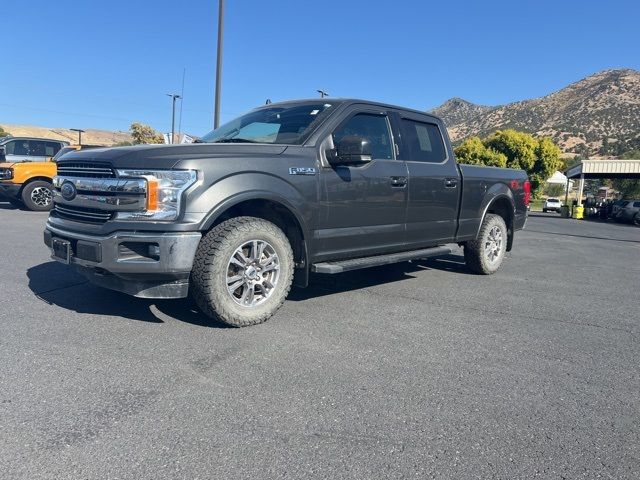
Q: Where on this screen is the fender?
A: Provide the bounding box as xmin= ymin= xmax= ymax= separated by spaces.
xmin=9 ymin=161 xmax=56 ymax=185
xmin=475 ymin=185 xmax=516 ymax=250
xmin=193 ymin=172 xmax=313 ymax=234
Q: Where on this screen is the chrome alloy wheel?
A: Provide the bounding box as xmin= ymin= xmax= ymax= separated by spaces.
xmin=226 ymin=240 xmax=280 ymax=307
xmin=484 ymin=225 xmax=503 ymax=263
xmin=31 ymin=186 xmax=52 ymax=206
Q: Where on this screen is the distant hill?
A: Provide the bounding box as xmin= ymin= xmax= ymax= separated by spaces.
xmin=431 ymin=69 xmax=640 ymax=156
xmin=0 ymin=124 xmax=131 ymax=146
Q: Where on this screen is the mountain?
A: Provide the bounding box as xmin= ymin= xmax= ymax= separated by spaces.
xmin=0 ymin=124 xmax=131 ymax=146
xmin=431 ymin=69 xmax=640 ymax=156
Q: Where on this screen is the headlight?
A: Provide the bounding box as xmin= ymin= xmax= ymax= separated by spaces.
xmin=0 ymin=168 xmax=14 ymax=180
xmin=115 ymin=169 xmax=198 ymax=221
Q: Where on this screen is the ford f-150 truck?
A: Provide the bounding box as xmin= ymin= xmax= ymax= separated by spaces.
xmin=44 ymin=99 xmax=529 ymax=327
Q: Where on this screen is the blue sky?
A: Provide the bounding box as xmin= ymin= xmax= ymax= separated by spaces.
xmin=2 ymin=0 xmax=638 ymax=136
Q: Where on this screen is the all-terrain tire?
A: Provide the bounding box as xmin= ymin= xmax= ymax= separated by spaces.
xmin=190 ymin=216 xmax=294 ymax=327
xmin=464 ymin=213 xmax=508 ymax=275
xmin=21 ymin=180 xmax=53 ymax=211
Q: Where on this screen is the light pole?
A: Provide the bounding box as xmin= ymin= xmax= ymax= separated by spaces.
xmin=317 ymin=89 xmax=329 ymax=98
xmin=70 ymin=128 xmax=85 ymax=145
xmin=214 ymin=0 xmax=225 ymax=129
xmin=166 ymin=94 xmax=182 ymax=144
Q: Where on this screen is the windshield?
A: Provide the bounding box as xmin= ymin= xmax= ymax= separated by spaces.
xmin=199 ymin=103 xmax=334 ymax=145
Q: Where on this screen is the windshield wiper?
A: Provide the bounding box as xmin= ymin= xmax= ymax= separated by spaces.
xmin=212 ymin=138 xmax=258 ymax=143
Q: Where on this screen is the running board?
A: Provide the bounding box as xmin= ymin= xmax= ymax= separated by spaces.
xmin=311 ymin=246 xmax=452 ymax=274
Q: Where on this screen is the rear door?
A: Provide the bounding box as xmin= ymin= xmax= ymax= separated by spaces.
xmin=393 ymin=113 xmax=460 ymax=247
xmin=315 ymin=108 xmax=409 ymax=260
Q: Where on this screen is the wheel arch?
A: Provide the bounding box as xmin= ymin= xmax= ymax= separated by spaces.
xmin=478 ymin=194 xmax=516 ymax=251
xmin=18 ymin=176 xmax=53 ymax=194
xmin=201 ymin=193 xmax=310 ymax=287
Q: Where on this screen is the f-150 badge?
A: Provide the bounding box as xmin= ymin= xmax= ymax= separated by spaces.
xmin=288 ymin=167 xmax=316 ymax=175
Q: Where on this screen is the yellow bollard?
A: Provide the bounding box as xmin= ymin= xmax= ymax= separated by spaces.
xmin=572 ymin=205 xmax=584 ymax=219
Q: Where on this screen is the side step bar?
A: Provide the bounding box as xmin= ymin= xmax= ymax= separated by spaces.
xmin=311 ymin=246 xmax=452 ymax=274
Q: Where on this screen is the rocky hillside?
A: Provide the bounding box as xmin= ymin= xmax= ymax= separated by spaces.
xmin=0 ymin=124 xmax=131 ymax=146
xmin=431 ymin=69 xmax=640 ymax=156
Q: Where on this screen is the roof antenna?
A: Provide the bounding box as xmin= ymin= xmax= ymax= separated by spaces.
xmin=265 ymin=98 xmax=272 ymax=104
xmin=317 ymin=89 xmax=329 ymax=98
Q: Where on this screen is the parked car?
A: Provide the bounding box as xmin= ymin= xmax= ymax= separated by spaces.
xmin=614 ymin=199 xmax=640 ymax=225
xmin=0 ymin=143 xmax=101 ymax=210
xmin=543 ymin=198 xmax=562 ymax=213
xmin=44 ymin=98 xmax=529 ymax=327
xmin=610 ymin=199 xmax=628 ymax=219
xmin=0 ymin=137 xmax=68 ymax=163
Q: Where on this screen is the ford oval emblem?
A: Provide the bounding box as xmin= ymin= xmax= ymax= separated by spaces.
xmin=60 ymin=182 xmax=77 ymax=201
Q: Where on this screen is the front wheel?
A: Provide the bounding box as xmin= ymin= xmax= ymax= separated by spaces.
xmin=21 ymin=180 xmax=54 ymax=211
xmin=633 ymin=213 xmax=640 ymax=227
xmin=190 ymin=216 xmax=294 ymax=327
xmin=464 ymin=213 xmax=508 ymax=275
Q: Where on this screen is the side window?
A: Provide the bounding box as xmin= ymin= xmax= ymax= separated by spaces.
xmin=29 ymin=141 xmax=47 ymax=157
xmin=333 ymin=113 xmax=393 ymax=160
xmin=633 ymin=201 xmax=640 ymax=208
xmin=45 ymin=141 xmax=62 ymax=156
xmin=400 ymin=119 xmax=446 ymax=163
xmin=8 ymin=140 xmax=30 ymax=156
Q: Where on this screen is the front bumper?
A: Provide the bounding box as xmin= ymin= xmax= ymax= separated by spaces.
xmin=0 ymin=182 xmax=21 ymax=200
xmin=44 ymin=222 xmax=202 ymax=299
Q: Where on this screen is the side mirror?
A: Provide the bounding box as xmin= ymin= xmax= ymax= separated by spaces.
xmin=329 ymin=135 xmax=372 ymax=165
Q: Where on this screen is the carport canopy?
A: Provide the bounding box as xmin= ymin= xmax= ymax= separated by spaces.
xmin=564 ymin=159 xmax=640 ymax=205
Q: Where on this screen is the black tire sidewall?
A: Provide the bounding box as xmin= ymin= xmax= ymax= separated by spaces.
xmin=21 ymin=181 xmax=53 ymax=211
xmin=192 ymin=217 xmax=294 ymax=327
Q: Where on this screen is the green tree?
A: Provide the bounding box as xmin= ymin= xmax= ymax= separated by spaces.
xmin=454 ymin=136 xmax=507 ymax=167
xmin=611 ymin=149 xmax=640 ymax=197
xmin=130 ymin=122 xmax=164 ymax=144
xmin=0 ymin=126 xmax=11 ymax=138
xmin=544 ymin=183 xmax=565 ymax=197
xmin=455 ymin=130 xmax=563 ymax=198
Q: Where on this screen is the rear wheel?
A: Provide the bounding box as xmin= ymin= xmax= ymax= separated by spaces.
xmin=633 ymin=213 xmax=640 ymax=227
xmin=464 ymin=213 xmax=507 ymax=275
xmin=190 ymin=216 xmax=294 ymax=327
xmin=21 ymin=181 xmax=53 ymax=211
xmin=543 ymin=208 xmax=547 ymax=213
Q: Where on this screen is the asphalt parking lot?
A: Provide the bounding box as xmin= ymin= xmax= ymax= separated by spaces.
xmin=1 ymin=203 xmax=638 ymax=479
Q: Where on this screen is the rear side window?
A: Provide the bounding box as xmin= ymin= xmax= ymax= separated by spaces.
xmin=633 ymin=201 xmax=640 ymax=207
xmin=29 ymin=141 xmax=46 ymax=156
xmin=45 ymin=141 xmax=62 ymax=156
xmin=400 ymin=119 xmax=446 ymax=163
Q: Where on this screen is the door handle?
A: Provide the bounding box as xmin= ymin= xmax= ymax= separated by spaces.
xmin=444 ymin=178 xmax=458 ymax=188
xmin=390 ymin=176 xmax=407 ymax=187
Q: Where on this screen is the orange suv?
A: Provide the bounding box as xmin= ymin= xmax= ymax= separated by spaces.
xmin=0 ymin=144 xmax=101 ymax=210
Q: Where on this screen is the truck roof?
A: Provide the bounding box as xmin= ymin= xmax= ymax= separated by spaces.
xmin=261 ymin=98 xmax=444 ymax=123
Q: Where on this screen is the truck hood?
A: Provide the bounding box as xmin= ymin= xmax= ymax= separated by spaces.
xmin=56 ymin=143 xmax=289 ymax=169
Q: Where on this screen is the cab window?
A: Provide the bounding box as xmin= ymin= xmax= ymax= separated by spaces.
xmin=332 ymin=113 xmax=393 ymax=160
xmin=400 ymin=119 xmax=446 ymax=163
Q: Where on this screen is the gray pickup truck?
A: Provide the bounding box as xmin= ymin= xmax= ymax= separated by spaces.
xmin=44 ymin=99 xmax=529 ymax=327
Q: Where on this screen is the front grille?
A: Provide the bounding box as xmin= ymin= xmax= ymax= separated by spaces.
xmin=54 ymin=204 xmax=113 ymax=223
xmin=57 ymin=162 xmax=115 ymax=178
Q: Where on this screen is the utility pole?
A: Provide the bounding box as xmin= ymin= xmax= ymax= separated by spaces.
xmin=166 ymin=94 xmax=182 ymax=144
xmin=214 ymin=0 xmax=225 ymax=129
xmin=70 ymin=128 xmax=85 ymax=146
xmin=317 ymin=89 xmax=329 ymax=98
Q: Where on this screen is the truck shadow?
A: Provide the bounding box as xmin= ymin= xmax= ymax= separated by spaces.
xmin=288 ymin=254 xmax=471 ymax=301
xmin=27 ymin=254 xmax=470 ymax=326
xmin=26 ymin=262 xmax=229 ymax=328
xmin=0 ymin=200 xmax=19 ymax=210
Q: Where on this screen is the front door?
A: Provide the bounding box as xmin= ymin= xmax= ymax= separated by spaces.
xmin=315 ymin=110 xmax=408 ymax=261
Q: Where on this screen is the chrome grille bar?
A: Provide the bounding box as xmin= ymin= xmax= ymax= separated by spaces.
xmin=57 ymin=163 xmax=115 ymax=178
